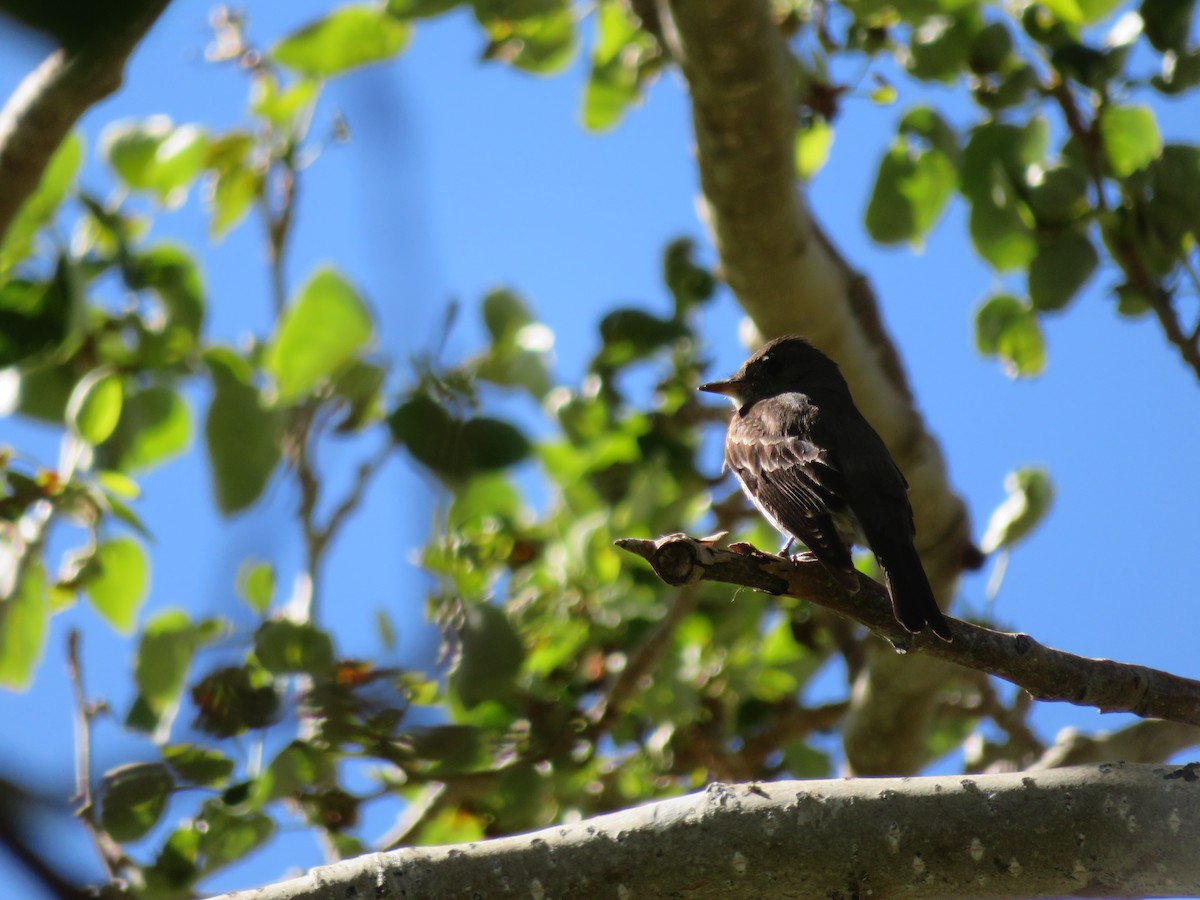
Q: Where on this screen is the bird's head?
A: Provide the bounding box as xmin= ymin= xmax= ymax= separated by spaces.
xmin=698 ymin=336 xmax=845 ymax=405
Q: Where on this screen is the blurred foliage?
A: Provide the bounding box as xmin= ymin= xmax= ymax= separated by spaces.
xmin=1 ymin=0 xmax=1193 ymax=892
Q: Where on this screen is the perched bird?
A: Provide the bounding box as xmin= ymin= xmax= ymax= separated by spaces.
xmin=699 ymin=336 xmax=953 ymax=641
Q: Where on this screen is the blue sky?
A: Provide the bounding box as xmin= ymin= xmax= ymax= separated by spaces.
xmin=2 ymin=0 xmax=1199 ymax=894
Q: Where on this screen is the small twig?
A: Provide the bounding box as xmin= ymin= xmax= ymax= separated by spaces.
xmin=264 ymin=153 xmax=298 ymax=318
xmin=291 ymin=404 xmax=324 ymax=618
xmin=66 ymin=631 xmax=121 ymax=880
xmin=292 ymin=421 xmax=392 ymax=623
xmin=1044 ymin=74 xmax=1200 ymax=382
xmin=616 ymin=534 xmax=1200 ymax=727
xmin=317 ymin=440 xmax=393 ymax=553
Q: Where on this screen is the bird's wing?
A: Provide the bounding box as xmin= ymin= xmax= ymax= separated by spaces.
xmin=724 ymin=414 xmax=858 ymax=585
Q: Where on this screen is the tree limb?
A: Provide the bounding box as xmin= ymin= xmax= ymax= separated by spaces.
xmin=0 ymin=0 xmax=170 ymax=245
xmin=616 ymin=534 xmax=1200 ymax=727
xmin=1032 ymin=719 xmax=1200 ymax=770
xmin=210 ymin=762 xmax=1200 ymax=899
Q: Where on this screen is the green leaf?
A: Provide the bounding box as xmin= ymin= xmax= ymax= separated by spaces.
xmin=163 ymin=745 xmax=235 ymax=787
xmin=387 ymin=0 xmax=464 ymax=17
xmin=581 ymin=0 xmax=647 ymax=131
xmin=237 ymin=560 xmax=275 ymax=614
xmin=149 ymin=124 xmax=210 ymax=201
xmin=961 ymin=119 xmax=1048 ymax=201
xmin=130 ymin=611 xmax=208 ymax=734
xmin=794 ymin=119 xmax=834 ymax=180
xmin=975 ymin=294 xmax=1046 ymax=377
xmin=483 ymin=289 xmax=535 ymax=343
xmin=1028 ymin=229 xmax=1098 ymax=311
xmin=908 ymin=12 xmax=977 ymax=82
xmin=0 ymin=268 xmax=77 ymax=367
xmin=1114 ymin=283 xmax=1152 ymax=317
xmin=85 ymin=537 xmax=150 ymax=633
xmin=273 ymin=5 xmax=412 ymax=76
xmin=388 ymin=395 xmax=531 ymax=480
xmin=136 ymin=244 xmax=207 ymax=338
xmin=968 ymin=190 xmax=1037 ymax=270
xmin=204 ymin=348 xmax=282 ymax=515
xmin=209 ymin=162 xmax=261 ymax=239
xmin=266 ymin=268 xmax=374 ymax=405
xmin=1100 ymin=106 xmax=1163 ymax=177
xmin=968 ymin=21 xmax=1015 ymax=74
xmin=961 ymin=120 xmax=1044 ymax=270
xmin=981 ymin=467 xmax=1055 ymax=552
xmin=409 ymin=725 xmax=491 ymax=773
xmin=866 ymin=140 xmax=956 ymax=245
xmin=663 ymin=238 xmax=716 ymax=314
xmin=0 ymin=132 xmax=83 ymax=272
xmin=448 ymin=473 xmax=521 ymax=528
xmin=0 ymin=562 xmax=49 ymax=690
xmin=102 ymin=119 xmax=209 ymax=202
xmin=100 ymin=762 xmax=174 ymax=842
xmin=461 ymin=418 xmax=532 ymax=471
xmin=1025 ymin=165 xmax=1090 ymax=227
xmin=596 ymin=308 xmax=686 ymax=366
xmin=197 ymin=803 xmax=274 ymax=875
xmin=98 ymin=386 xmax=192 ymax=473
xmin=1141 ymin=0 xmax=1194 ymax=51
xmin=479 ymin=3 xmax=576 ymax=74
xmin=103 ymin=117 xmax=171 ymax=190
xmin=249 ymin=75 xmax=320 ymax=127
xmin=254 ymin=620 xmax=335 ymax=676
xmin=66 ymin=369 xmax=124 ymax=446
xmin=191 ymin=666 xmax=282 ymax=738
xmin=451 ymin=602 xmax=525 ymax=709
xmin=261 ymin=741 xmax=335 ymax=801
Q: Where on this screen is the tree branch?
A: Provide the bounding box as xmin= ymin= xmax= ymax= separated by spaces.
xmin=616 ymin=534 xmax=1200 ymax=727
xmin=1032 ymin=719 xmax=1200 ymax=770
xmin=0 ymin=0 xmax=171 ymax=244
xmin=210 ymin=762 xmax=1200 ymax=899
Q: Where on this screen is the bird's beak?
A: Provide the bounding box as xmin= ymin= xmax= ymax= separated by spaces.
xmin=698 ymin=378 xmax=742 ymax=396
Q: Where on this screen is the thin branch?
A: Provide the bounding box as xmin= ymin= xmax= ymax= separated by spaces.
xmin=1045 ymin=74 xmax=1200 ymax=382
xmin=0 ymin=1 xmax=171 ymax=244
xmin=65 ymin=631 xmax=121 ymax=881
xmin=616 ymin=534 xmax=1200 ymax=727
xmin=316 ymin=440 xmax=393 ymax=554
xmin=264 ymin=159 xmax=297 ymax=318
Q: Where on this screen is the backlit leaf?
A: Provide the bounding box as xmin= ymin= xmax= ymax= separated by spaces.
xmin=273 ymin=5 xmax=412 ymax=76
xmin=266 ymin=268 xmax=374 ymax=405
xmin=85 ymin=537 xmax=150 ymax=633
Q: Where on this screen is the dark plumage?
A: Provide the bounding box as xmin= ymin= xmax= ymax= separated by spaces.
xmin=699 ymin=336 xmax=953 ymax=641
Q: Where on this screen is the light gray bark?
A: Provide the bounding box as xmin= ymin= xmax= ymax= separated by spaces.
xmin=210 ymin=762 xmax=1200 ymax=899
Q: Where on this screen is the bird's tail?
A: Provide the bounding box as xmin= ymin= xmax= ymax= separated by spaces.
xmin=875 ymin=542 xmax=953 ymax=641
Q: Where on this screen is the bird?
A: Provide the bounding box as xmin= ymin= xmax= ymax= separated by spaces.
xmin=699 ymin=336 xmax=953 ymax=641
